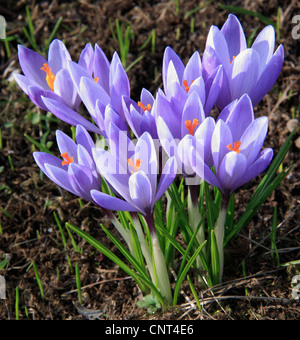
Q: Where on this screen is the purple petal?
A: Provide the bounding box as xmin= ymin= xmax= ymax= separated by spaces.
xmin=17 ymin=45 xmax=49 ymax=89
xmin=251 ymin=44 xmax=284 ymax=106
xmin=183 ymin=51 xmax=202 ymax=84
xmin=129 ymin=171 xmax=153 ymax=215
xmin=68 ymin=60 xmax=93 ymax=91
xmin=75 ymin=125 xmax=95 ymax=157
xmin=153 ymin=90 xmax=181 ymax=139
xmin=91 ymin=190 xmax=138 ymax=212
xmin=92 ymin=147 xmax=131 ymax=202
xmin=211 ymin=119 xmax=233 ymax=174
xmin=163 ymin=46 xmax=185 ymax=89
xmin=56 ymin=130 xmax=78 ymax=162
xmin=240 ymin=116 xmax=269 ymax=167
xmin=110 ymin=61 xmax=130 ymax=119
xmin=48 ymin=39 xmax=71 ymax=74
xmin=78 ymin=43 xmax=94 ymax=75
xmin=44 ymin=163 xmax=76 ymax=195
xmin=79 ymin=76 xmax=110 ymax=121
xmin=42 ymin=96 xmax=101 ymax=134
xmin=68 ymin=163 xmax=98 ymax=201
xmin=28 ymin=86 xmax=65 ymax=111
xmin=228 ymin=48 xmax=260 ymax=100
xmin=134 ymin=132 xmax=158 ymax=197
xmin=219 ymin=94 xmax=254 ymax=142
xmin=181 ymin=91 xmax=205 ymax=138
xmin=53 ymin=68 xmax=80 ymax=110
xmin=203 ymin=25 xmax=230 ymax=74
xmin=251 ymin=25 xmax=275 ymax=74
xmin=155 ymin=156 xmax=177 ymax=202
xmin=94 ymin=44 xmax=111 ymax=94
xmin=194 ymin=116 xmax=215 ymax=166
xmin=204 ymin=64 xmax=223 ymax=116
xmin=189 ymin=146 xmax=221 ymax=188
xmin=140 ymin=88 xmax=155 ymax=106
xmin=221 ymin=14 xmax=247 ymax=60
xmin=218 ymin=151 xmax=247 ymax=194
xmin=232 ymin=148 xmax=273 ymax=190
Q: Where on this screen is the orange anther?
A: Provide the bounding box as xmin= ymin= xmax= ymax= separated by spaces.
xmin=185 ymin=119 xmax=199 ymax=136
xmin=226 ymin=141 xmax=241 ymax=154
xmin=183 ymin=80 xmax=194 ymax=93
xmin=40 ymin=63 xmax=55 ymax=92
xmin=94 ymin=77 xmax=99 ymax=83
xmin=128 ymin=158 xmax=141 ymax=173
xmin=138 ymin=101 xmax=151 ymax=112
xmin=230 ymin=55 xmax=236 ymax=64
xmin=61 ymin=152 xmax=74 ymax=166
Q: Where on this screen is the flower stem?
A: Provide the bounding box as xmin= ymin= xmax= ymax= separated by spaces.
xmin=131 ymin=213 xmax=155 ymax=284
xmin=188 ymin=184 xmax=205 ymax=274
xmin=144 ymin=214 xmax=172 ymax=304
xmin=214 ymin=193 xmax=230 ymax=283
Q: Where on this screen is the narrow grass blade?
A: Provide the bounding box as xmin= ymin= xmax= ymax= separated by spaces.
xmin=219 ymin=3 xmax=276 ymax=27
xmin=187 ymin=275 xmax=202 ymax=311
xmin=65 ymin=222 xmax=166 ymax=307
xmin=32 ymin=262 xmax=45 ymax=300
xmin=75 ymin=263 xmax=82 ymax=304
xmin=15 ymin=286 xmax=20 ymax=320
xmin=173 ymin=240 xmax=207 ymax=305
xmin=210 ymin=230 xmax=220 ymax=286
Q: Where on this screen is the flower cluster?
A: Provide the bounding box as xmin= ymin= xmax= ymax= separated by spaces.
xmin=15 ymin=14 xmax=284 ymax=303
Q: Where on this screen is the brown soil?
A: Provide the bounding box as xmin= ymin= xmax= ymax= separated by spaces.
xmin=0 ymin=0 xmax=299 ymax=320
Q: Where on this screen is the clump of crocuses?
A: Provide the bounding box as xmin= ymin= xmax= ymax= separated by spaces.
xmin=15 ymin=14 xmax=284 ymax=306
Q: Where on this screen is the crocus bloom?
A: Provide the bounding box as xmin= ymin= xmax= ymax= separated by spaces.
xmin=161 ymin=46 xmax=223 ymax=117
xmin=156 ymin=90 xmax=214 ymax=179
xmin=14 ymin=39 xmax=93 ymax=112
xmin=122 ymin=88 xmax=158 ymax=139
xmin=202 ymin=14 xmax=284 ymax=111
xmin=33 ymin=125 xmax=101 ymax=202
xmin=179 ymin=94 xmax=274 ymax=194
xmin=91 ymin=130 xmax=177 ymax=217
xmin=45 ymin=46 xmax=130 ymax=136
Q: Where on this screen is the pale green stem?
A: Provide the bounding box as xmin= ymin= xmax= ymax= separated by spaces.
xmin=145 ymin=214 xmax=172 ymax=304
xmin=188 ymin=184 xmax=205 ymax=276
xmin=131 ymin=213 xmax=155 ymax=284
xmin=214 ymin=194 xmax=230 ymax=283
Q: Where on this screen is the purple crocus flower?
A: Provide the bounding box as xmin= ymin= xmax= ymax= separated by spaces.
xmin=33 ymin=125 xmax=101 ymax=202
xmin=122 ymin=88 xmax=158 ymax=139
xmin=14 ymin=39 xmax=93 ymax=112
xmin=202 ymin=14 xmax=284 ymax=111
xmin=179 ymin=94 xmax=274 ymax=195
xmin=91 ymin=131 xmax=177 ymax=217
xmin=156 ymin=90 xmax=214 ymax=178
xmin=44 ymin=45 xmax=130 ymax=135
xmin=161 ymin=46 xmax=223 ymax=117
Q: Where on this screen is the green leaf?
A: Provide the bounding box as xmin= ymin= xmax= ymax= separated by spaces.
xmin=224 ymin=129 xmax=295 ymax=246
xmin=210 ymin=230 xmax=220 ymax=286
xmin=218 ymin=4 xmax=276 ymax=27
xmin=173 ymin=240 xmax=207 ymax=305
xmin=65 ymin=222 xmax=166 ymax=308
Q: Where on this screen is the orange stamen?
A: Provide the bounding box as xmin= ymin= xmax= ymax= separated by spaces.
xmin=230 ymin=55 xmax=236 ymax=64
xmin=128 ymin=158 xmax=141 ymax=174
xmin=94 ymin=77 xmax=99 ymax=83
xmin=40 ymin=63 xmax=55 ymax=92
xmin=61 ymin=152 xmax=74 ymax=166
xmin=226 ymin=141 xmax=241 ymax=154
xmin=138 ymin=101 xmax=151 ymax=112
xmin=185 ymin=119 xmax=199 ymax=136
xmin=183 ymin=80 xmax=194 ymax=93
